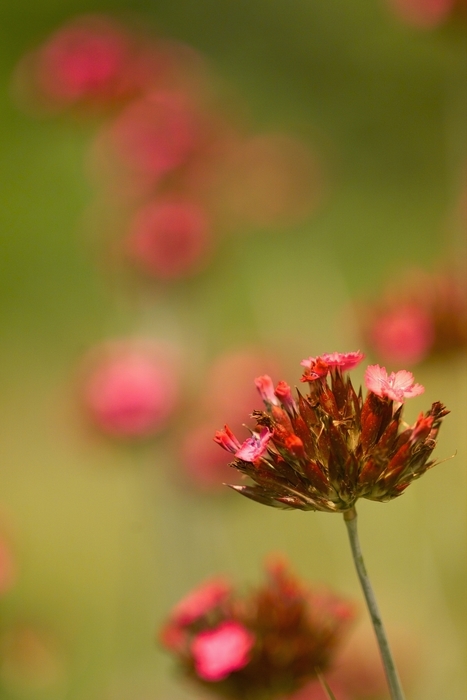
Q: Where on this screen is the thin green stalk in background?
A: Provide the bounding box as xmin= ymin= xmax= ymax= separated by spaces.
xmin=343 ymin=507 xmax=406 ymax=700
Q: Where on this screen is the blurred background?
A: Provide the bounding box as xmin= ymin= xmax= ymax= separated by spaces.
xmin=0 ymin=1 xmax=466 ymax=699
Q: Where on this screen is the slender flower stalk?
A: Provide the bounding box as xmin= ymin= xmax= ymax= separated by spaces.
xmin=344 ymin=506 xmax=405 ymax=700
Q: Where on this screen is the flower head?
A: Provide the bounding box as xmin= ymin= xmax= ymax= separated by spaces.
xmin=160 ymin=559 xmax=355 ymax=698
xmin=215 ymin=352 xmax=448 ymax=512
xmin=192 ymin=621 xmax=255 ymax=681
xmin=364 ymin=365 xmax=424 ymax=402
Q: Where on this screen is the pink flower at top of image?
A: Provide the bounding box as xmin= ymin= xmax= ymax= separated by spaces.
xmin=79 ymin=339 xmax=180 ymax=439
xmin=191 ymin=621 xmax=255 ymax=681
xmin=387 ymin=0 xmax=466 ymax=27
xmin=125 ymin=197 xmax=212 ymax=280
xmin=215 ymin=351 xmax=448 ymax=511
xmin=13 ymin=15 xmax=135 ymax=113
xmin=159 ymin=558 xmax=355 ymax=698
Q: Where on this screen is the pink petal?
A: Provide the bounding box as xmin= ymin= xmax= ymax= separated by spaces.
xmin=191 ymin=621 xmax=255 ymax=681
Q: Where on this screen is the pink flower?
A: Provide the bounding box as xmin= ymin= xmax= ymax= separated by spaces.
xmin=369 ymin=305 xmax=434 ymax=366
xmin=255 ymin=375 xmax=279 ymax=406
xmin=235 ymin=427 xmax=272 ymax=462
xmin=171 ymin=577 xmax=232 ymax=626
xmin=106 ymin=92 xmax=198 ymax=177
xmin=213 ymin=425 xmax=242 ymax=454
xmin=364 ymin=365 xmax=424 ymax=402
xmin=388 ymin=0 xmax=457 ymax=28
xmin=181 ymin=422 xmax=244 ymax=490
xmin=27 ymin=15 xmax=132 ymax=109
xmin=274 ymin=380 xmax=297 ymax=413
xmin=80 ymin=340 xmax=179 ymax=438
xmin=125 ymin=197 xmax=212 ymax=280
xmin=301 ymin=351 xmax=364 ymax=381
xmin=191 ymin=621 xmax=255 ymax=681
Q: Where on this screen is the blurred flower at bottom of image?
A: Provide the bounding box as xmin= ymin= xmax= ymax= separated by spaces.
xmin=159 ymin=557 xmax=355 ymax=699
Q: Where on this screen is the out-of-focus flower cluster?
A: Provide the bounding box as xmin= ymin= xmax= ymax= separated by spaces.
xmin=160 ymin=558 xmax=355 ymax=699
xmin=13 ymin=13 xmax=320 ymax=283
xmin=358 ymin=268 xmax=467 ymax=366
xmin=387 ymin=0 xmax=467 ymax=28
xmin=77 ymin=338 xmax=180 ymax=439
xmin=215 ymin=351 xmax=448 ymax=512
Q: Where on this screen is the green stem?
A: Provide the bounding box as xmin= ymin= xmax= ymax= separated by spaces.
xmin=343 ymin=506 xmax=406 ymax=700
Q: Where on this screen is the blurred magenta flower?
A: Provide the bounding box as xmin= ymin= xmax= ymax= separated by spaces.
xmin=13 ymin=14 xmax=134 ymax=113
xmin=215 ymin=352 xmax=448 ymax=511
xmin=359 ymin=268 xmax=467 ymax=366
xmin=160 ymin=557 xmax=355 ymax=698
xmin=0 ymin=530 xmax=16 ymax=596
xmin=125 ymin=196 xmax=212 ymax=279
xmin=387 ymin=0 xmax=466 ymax=27
xmin=79 ymin=339 xmax=180 ymax=439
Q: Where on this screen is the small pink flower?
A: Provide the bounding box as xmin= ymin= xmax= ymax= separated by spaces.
xmin=301 ymin=351 xmax=364 ymax=381
xmin=126 ymin=197 xmax=212 ymax=280
xmin=191 ymin=621 xmax=255 ymax=681
xmin=213 ymin=425 xmax=242 ymax=454
xmin=235 ymin=427 xmax=272 ymax=462
xmin=255 ymin=375 xmax=279 ymax=406
xmin=171 ymin=577 xmax=231 ymax=626
xmin=274 ymin=380 xmax=297 ymax=413
xmin=80 ymin=340 xmax=179 ymax=438
xmin=365 ymin=365 xmax=424 ymax=402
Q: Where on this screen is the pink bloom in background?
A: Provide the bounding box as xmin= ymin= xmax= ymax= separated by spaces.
xmin=387 ymin=0 xmax=463 ymax=27
xmin=359 ymin=267 xmax=467 ymax=366
xmin=0 ymin=534 xmax=16 ymax=596
xmin=369 ymin=304 xmax=434 ymax=366
xmin=171 ymin=577 xmax=231 ymax=626
xmin=191 ymin=621 xmax=255 ymax=681
xmin=14 ymin=15 xmax=133 ymax=112
xmin=80 ymin=340 xmax=180 ymax=438
xmin=125 ymin=197 xmax=212 ymax=279
xmin=105 ymin=92 xmax=198 ymax=178
xmin=365 ymin=365 xmax=424 ymax=402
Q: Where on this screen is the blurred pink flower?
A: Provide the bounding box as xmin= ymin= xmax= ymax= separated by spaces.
xmin=369 ymin=304 xmax=434 ymax=366
xmin=14 ymin=15 xmax=134 ymax=112
xmin=105 ymin=92 xmax=198 ymax=178
xmin=365 ymin=365 xmax=424 ymax=402
xmin=125 ymin=197 xmax=212 ymax=279
xmin=0 ymin=534 xmax=16 ymax=596
xmin=171 ymin=577 xmax=232 ymax=627
xmin=80 ymin=339 xmax=179 ymax=438
xmin=387 ymin=0 xmax=465 ymax=27
xmin=191 ymin=621 xmax=255 ymax=681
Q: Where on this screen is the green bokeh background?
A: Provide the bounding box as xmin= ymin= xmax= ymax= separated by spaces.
xmin=0 ymin=1 xmax=465 ymax=698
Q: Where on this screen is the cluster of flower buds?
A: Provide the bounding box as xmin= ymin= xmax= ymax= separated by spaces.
xmin=160 ymin=558 xmax=355 ymax=698
xmin=387 ymin=0 xmax=467 ymax=28
xmin=215 ymin=351 xmax=448 ymax=512
xmin=358 ymin=268 xmax=467 ymax=366
xmin=13 ymin=14 xmax=320 ymax=283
